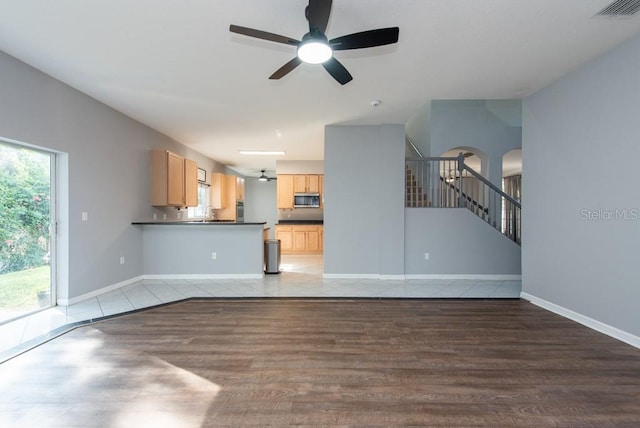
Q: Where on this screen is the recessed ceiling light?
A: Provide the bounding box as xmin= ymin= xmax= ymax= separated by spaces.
xmin=239 ymin=150 xmax=286 ymax=156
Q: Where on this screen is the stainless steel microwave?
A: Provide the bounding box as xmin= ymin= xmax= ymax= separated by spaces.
xmin=294 ymin=193 xmax=320 ymax=208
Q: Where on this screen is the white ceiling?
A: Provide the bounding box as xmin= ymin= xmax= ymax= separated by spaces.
xmin=1 ymin=1 xmax=639 ymax=177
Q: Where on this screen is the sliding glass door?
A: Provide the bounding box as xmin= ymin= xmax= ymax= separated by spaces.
xmin=0 ymin=140 xmax=55 ymax=323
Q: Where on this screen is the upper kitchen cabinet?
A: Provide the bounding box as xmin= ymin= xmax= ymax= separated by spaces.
xmin=210 ymin=172 xmax=227 ymax=209
xmin=293 ymin=174 xmax=320 ymax=193
xmin=277 ymin=175 xmax=295 ymax=209
xmin=151 ymin=150 xmax=198 ymax=207
xmin=211 ymin=173 xmax=244 ymax=212
xmin=214 ymin=174 xmax=245 ymax=221
xmin=279 ymin=174 xmax=323 ymax=209
xmin=184 ymin=158 xmax=198 ymax=207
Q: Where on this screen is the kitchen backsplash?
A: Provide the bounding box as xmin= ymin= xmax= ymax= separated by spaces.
xmin=278 ymin=208 xmax=323 ymax=222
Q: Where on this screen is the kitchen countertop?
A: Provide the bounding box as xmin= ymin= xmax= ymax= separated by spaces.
xmin=132 ymin=221 xmax=267 ymax=226
xmin=276 ymin=220 xmax=323 ymax=225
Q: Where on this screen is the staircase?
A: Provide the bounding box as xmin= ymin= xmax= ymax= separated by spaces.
xmin=406 ymin=153 xmax=521 ymax=245
xmin=406 ymin=165 xmax=430 ymax=207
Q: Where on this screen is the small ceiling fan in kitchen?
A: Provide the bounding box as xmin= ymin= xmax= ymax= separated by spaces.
xmin=229 ymin=0 xmax=399 ymax=85
xmin=258 ymin=170 xmax=277 ymax=182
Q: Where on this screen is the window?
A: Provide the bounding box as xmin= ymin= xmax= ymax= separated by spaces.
xmin=0 ymin=139 xmax=56 ymax=323
xmin=187 ymin=183 xmax=210 ymax=219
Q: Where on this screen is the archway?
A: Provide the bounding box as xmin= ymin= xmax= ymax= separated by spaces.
xmin=440 ymin=146 xmax=487 ymax=177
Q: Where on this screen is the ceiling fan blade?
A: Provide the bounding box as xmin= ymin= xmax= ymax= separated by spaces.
xmin=322 ymin=57 xmax=353 ymax=85
xmin=330 ymin=27 xmax=399 ymax=51
xmin=230 ymin=24 xmax=299 ymax=46
xmin=306 ymin=0 xmax=332 ymax=33
xmin=269 ymin=57 xmax=303 ymax=80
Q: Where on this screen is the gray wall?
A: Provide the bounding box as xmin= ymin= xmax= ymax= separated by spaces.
xmin=0 ymin=50 xmax=220 ymax=300
xmin=324 ymin=124 xmax=405 ymax=277
xmin=244 ymin=177 xmax=277 ymax=238
xmin=430 ymin=100 xmax=522 ymax=186
xmin=405 ymin=102 xmax=431 ymax=157
xmin=405 ymin=209 xmax=521 ymax=275
xmin=141 ymin=225 xmax=264 ymax=275
xmin=522 ymin=34 xmax=640 ymax=337
xmin=276 ymin=160 xmax=324 ymax=174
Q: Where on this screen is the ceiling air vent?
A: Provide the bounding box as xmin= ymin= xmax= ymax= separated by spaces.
xmin=595 ymin=0 xmax=640 ymax=17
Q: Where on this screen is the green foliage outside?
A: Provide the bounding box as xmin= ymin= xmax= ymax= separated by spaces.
xmin=0 ymin=142 xmax=51 ymax=274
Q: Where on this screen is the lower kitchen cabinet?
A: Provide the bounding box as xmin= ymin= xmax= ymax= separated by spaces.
xmin=276 ymin=224 xmax=323 ymax=254
xmin=293 ymin=226 xmax=319 ymax=252
xmin=275 ymin=225 xmax=293 ymax=252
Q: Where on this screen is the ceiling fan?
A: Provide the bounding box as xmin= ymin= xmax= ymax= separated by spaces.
xmin=229 ymin=0 xmax=399 ymax=85
xmin=258 ymin=170 xmax=277 ymax=182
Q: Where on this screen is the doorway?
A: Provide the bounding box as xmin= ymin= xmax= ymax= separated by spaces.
xmin=0 ymin=140 xmax=56 ymax=323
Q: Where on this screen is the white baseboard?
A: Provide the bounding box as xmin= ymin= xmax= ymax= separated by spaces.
xmin=142 ymin=274 xmax=263 ymax=280
xmin=521 ymin=292 xmax=640 ymax=349
xmin=57 ymin=275 xmax=145 ymax=306
xmin=323 ymin=274 xmax=382 ymax=280
xmin=379 ymin=275 xmax=407 ymax=280
xmin=323 ymin=274 xmax=409 ymax=280
xmin=57 ymin=273 xmax=264 ymax=306
xmin=405 ymin=274 xmax=522 ymax=280
xmin=324 ymin=274 xmax=521 ymax=281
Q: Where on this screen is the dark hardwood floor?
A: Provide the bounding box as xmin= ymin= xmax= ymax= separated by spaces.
xmin=1 ymin=299 xmax=639 ymax=427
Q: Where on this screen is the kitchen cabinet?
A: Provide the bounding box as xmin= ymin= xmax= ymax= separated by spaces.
xmin=151 ymin=150 xmax=198 ymax=207
xmin=276 ymin=224 xmax=323 ymax=254
xmin=293 ymin=225 xmax=320 ymax=252
xmin=214 ymin=174 xmax=245 ymax=221
xmin=277 ymin=175 xmax=295 ymax=209
xmin=293 ymin=174 xmax=320 ymax=193
xmin=184 ymin=159 xmax=198 ymax=207
xmin=210 ymin=172 xmax=228 ymax=209
xmin=275 ymin=225 xmax=293 ymax=252
xmin=278 ymin=174 xmax=323 ymax=209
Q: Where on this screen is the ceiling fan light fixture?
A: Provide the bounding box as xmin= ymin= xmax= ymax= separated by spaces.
xmin=297 ymin=40 xmax=332 ymax=64
xmin=229 ymin=2 xmax=399 ymax=84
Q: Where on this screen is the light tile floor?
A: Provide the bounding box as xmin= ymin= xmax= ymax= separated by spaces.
xmin=0 ymin=255 xmax=521 ymax=361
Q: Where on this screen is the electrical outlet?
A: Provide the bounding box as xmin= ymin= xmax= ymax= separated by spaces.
xmin=424 ymin=252 xmax=430 ymax=260
xmin=211 ymin=252 xmax=217 ymax=260
xmin=120 ymin=256 xmax=125 ymax=265
xmin=153 ymin=213 xmax=157 ymax=220
xmin=81 ymin=211 xmax=88 ymax=221
xmin=163 ymin=213 xmax=167 ymax=220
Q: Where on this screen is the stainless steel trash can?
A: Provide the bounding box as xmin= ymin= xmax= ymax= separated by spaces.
xmin=264 ymin=239 xmax=281 ymax=274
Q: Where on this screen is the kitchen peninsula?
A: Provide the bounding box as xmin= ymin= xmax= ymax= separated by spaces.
xmin=132 ymin=221 xmax=267 ymax=278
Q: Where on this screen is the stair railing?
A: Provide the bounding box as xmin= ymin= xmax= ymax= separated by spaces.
xmin=406 ymin=153 xmax=521 ymax=244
